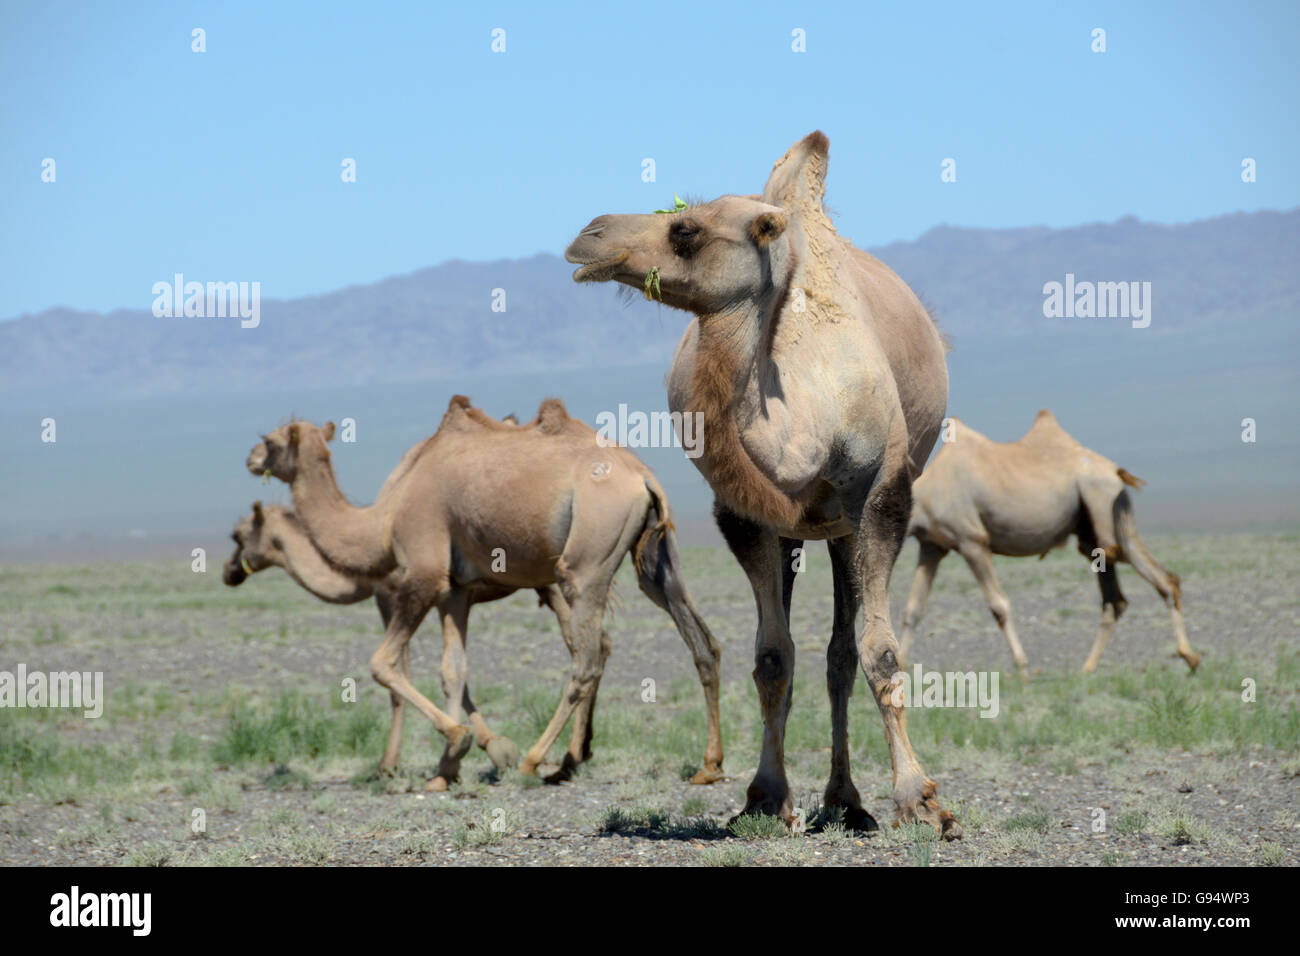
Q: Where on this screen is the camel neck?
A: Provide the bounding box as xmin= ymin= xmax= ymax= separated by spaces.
xmin=289 ymin=452 xmax=392 ymax=577
xmin=699 ymin=301 xmax=770 ymax=391
xmin=271 ymin=517 xmax=369 ymax=603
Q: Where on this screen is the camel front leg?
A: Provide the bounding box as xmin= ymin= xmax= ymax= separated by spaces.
xmin=429 ymin=591 xmax=475 ymax=790
xmin=856 ymin=470 xmax=960 ymax=840
xmin=898 ymin=540 xmax=946 ymax=667
xmin=369 ymin=596 xmax=474 ymax=775
xmin=374 ymin=591 xmax=405 ymax=774
xmin=959 ymin=541 xmax=1029 ymax=673
xmin=824 ymin=536 xmax=875 ymax=830
xmin=1082 ymin=565 xmax=1128 ymax=672
xmin=632 ymin=525 xmax=726 ymax=784
xmin=716 ymin=504 xmax=794 ymax=823
xmin=379 ymin=645 xmax=409 ymax=774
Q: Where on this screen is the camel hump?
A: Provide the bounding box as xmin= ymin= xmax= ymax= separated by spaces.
xmin=1033 ymin=408 xmax=1057 ymax=425
xmin=536 ymin=397 xmax=570 ymax=435
xmin=1117 ymin=467 xmax=1146 ymax=489
xmin=441 ymin=394 xmax=515 ymax=431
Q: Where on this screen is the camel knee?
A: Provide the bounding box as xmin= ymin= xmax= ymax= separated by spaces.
xmin=754 ymin=646 xmax=793 ymax=684
xmin=858 ymin=635 xmax=901 ymax=690
xmin=694 ymin=655 xmax=720 ymax=687
xmin=440 ymin=655 xmax=466 ymax=688
xmin=987 ymin=596 xmax=1012 ymax=628
xmin=370 ymin=651 xmax=400 ymax=688
xmin=902 ymin=600 xmax=925 ymax=631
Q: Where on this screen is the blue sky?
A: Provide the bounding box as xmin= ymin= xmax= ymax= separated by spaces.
xmin=1 ymin=0 xmax=1296 ymax=317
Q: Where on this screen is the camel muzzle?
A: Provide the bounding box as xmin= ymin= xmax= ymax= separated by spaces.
xmin=222 ymin=558 xmax=248 ymax=586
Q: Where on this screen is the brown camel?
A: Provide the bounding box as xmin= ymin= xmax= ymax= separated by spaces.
xmin=898 ymin=410 xmax=1200 ymax=674
xmin=221 ymin=500 xmax=604 ymax=779
xmin=565 ymin=131 xmax=958 ymax=837
xmin=245 ymin=396 xmax=723 ymax=787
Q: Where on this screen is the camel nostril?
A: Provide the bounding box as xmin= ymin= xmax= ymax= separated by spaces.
xmin=579 ymin=220 xmax=606 ymax=238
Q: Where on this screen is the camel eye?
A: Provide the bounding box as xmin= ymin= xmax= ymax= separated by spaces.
xmin=669 ymin=221 xmax=701 ymax=256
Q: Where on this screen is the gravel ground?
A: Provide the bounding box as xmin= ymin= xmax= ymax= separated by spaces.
xmin=1 ymin=532 xmax=1297 ymax=866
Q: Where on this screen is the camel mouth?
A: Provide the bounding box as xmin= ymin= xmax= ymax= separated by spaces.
xmin=222 ymin=559 xmax=248 ymax=586
xmin=568 ymin=252 xmax=629 ymax=283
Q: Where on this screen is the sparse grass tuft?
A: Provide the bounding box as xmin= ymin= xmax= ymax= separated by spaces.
xmin=728 ymin=813 xmax=789 ymax=841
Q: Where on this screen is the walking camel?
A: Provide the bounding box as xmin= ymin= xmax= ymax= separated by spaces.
xmin=221 ymin=500 xmax=599 ymax=784
xmin=245 ymin=396 xmax=724 ymax=787
xmin=898 ymin=410 xmax=1200 ymax=674
xmin=565 ymin=131 xmax=959 ymax=837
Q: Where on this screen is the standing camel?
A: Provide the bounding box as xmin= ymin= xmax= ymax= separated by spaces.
xmin=221 ymin=500 xmax=601 ymax=782
xmin=897 ymin=410 xmax=1200 ymax=674
xmin=565 ymin=131 xmax=958 ymax=837
xmin=245 ymin=396 xmax=723 ymax=787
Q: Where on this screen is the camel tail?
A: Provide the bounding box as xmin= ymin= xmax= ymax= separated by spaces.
xmin=632 ymin=476 xmax=722 ymax=706
xmin=1117 ymin=467 xmax=1146 ymax=489
xmin=1114 ymin=490 xmax=1181 ymax=609
xmin=633 ymin=474 xmax=673 ymax=575
xmin=633 ymin=477 xmax=714 ymax=641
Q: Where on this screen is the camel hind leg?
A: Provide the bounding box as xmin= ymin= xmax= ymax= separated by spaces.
xmin=519 ymin=502 xmax=642 ymax=781
xmin=1082 ymin=565 xmax=1128 ymax=672
xmin=536 ymin=585 xmax=610 ymax=770
xmin=898 ymin=540 xmax=947 ymax=667
xmin=1113 ymin=491 xmax=1200 ymax=672
xmin=958 ymin=541 xmax=1029 ymax=673
xmin=632 ymin=504 xmax=725 ymax=784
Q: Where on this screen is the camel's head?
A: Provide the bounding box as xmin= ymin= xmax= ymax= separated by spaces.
xmin=246 ymin=420 xmax=335 ymax=483
xmin=565 ymin=131 xmax=833 ymax=316
xmin=222 ymin=501 xmax=280 ymax=586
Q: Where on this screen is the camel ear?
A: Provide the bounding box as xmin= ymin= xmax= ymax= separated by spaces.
xmin=252 ymin=501 xmax=264 ymax=525
xmin=749 ymin=211 xmax=787 ymax=247
xmin=762 ymin=131 xmax=830 ymax=214
xmin=287 ymin=423 xmax=300 ymax=447
xmin=322 ymin=421 xmax=335 ymax=442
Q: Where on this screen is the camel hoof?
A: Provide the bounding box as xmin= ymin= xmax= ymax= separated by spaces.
xmin=840 ymin=806 xmax=879 ymax=832
xmin=939 ymin=813 xmax=963 ymax=840
xmin=895 ymin=778 xmax=962 ymax=841
xmin=485 ymin=736 xmax=521 ymax=771
xmin=689 ymin=765 xmax=726 ymax=786
xmin=426 ymin=776 xmax=451 ymax=792
xmin=543 ymin=753 xmax=580 ymax=785
xmin=729 ymin=785 xmax=793 ymax=827
xmin=445 ymin=725 xmax=474 ymax=761
xmin=1183 ymin=652 xmax=1201 ymax=673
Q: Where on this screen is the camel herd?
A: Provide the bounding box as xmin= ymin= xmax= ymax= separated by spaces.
xmin=223 ymin=132 xmax=1196 ymax=838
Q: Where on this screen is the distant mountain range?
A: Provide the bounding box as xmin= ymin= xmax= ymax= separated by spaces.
xmin=3 ymin=209 xmax=1296 ymax=403
xmin=2 ymin=208 xmax=1296 ymax=559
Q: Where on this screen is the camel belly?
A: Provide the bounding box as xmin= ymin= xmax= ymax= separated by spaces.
xmin=981 ymin=507 xmax=1079 ymax=557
